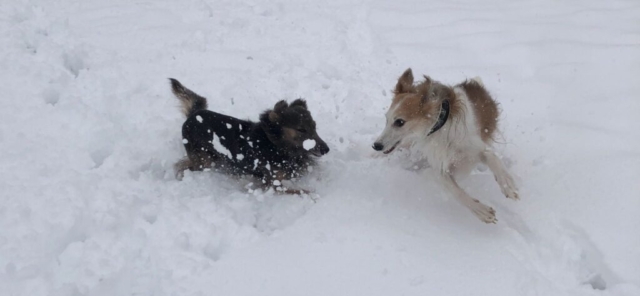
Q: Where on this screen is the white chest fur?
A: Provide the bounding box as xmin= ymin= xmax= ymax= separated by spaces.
xmin=410 ymin=86 xmax=487 ymax=176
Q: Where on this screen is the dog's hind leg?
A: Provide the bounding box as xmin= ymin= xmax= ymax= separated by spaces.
xmin=189 ymin=149 xmax=215 ymax=170
xmin=481 ymin=150 xmax=519 ymax=200
xmin=439 ymin=173 xmax=497 ymax=224
xmin=175 ymin=150 xmax=215 ymax=180
xmin=174 ymin=157 xmax=192 ymax=180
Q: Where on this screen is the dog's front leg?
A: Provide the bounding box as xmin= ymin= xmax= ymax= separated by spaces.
xmin=260 ymin=171 xmax=311 ymax=195
xmin=271 ymin=178 xmax=311 ymax=195
xmin=277 ymin=187 xmax=311 ymax=195
xmin=439 ymin=172 xmax=497 ymax=224
xmin=480 ymin=150 xmax=519 ymax=200
xmin=265 ymin=182 xmax=311 ymax=195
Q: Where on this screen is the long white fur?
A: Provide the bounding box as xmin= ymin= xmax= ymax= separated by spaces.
xmin=412 ymin=86 xmax=484 ymax=176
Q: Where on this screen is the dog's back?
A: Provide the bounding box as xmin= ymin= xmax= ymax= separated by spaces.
xmin=458 ymin=80 xmax=499 ymax=143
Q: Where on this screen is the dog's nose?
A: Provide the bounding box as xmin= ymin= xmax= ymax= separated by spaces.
xmin=320 ymin=146 xmax=330 ymax=155
xmin=372 ymin=142 xmax=384 ymax=151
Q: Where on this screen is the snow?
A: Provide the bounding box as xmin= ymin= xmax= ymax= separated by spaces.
xmin=196 ymin=115 xmax=203 ymax=123
xmin=1 ymin=0 xmax=639 ymax=296
xmin=226 ymin=123 xmax=232 ymax=129
xmin=211 ymin=132 xmax=232 ymax=159
xmin=303 ymin=139 xmax=316 ymax=150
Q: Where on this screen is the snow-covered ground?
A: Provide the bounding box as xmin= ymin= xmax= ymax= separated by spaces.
xmin=1 ymin=0 xmax=639 ymax=295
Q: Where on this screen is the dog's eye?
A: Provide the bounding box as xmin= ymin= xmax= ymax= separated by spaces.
xmin=394 ymin=119 xmax=405 ymax=127
xmin=297 ymin=128 xmax=307 ymax=133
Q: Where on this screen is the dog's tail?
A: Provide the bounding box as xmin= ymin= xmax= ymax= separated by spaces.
xmin=169 ymin=78 xmax=208 ymax=118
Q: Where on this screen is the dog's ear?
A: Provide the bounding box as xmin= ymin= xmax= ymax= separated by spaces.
xmin=268 ymin=111 xmax=280 ymax=122
xmin=394 ymin=68 xmax=414 ymax=94
xmin=415 ymin=75 xmax=432 ymax=97
xmin=423 ymin=75 xmax=432 ymax=85
xmin=268 ymin=100 xmax=289 ymax=122
xmin=273 ymin=100 xmax=288 ymax=112
xmin=260 ymin=105 xmax=284 ymax=144
xmin=419 ymin=82 xmax=454 ymax=109
xmin=429 ymin=84 xmax=455 ymax=103
xmin=289 ymin=99 xmax=307 ymax=110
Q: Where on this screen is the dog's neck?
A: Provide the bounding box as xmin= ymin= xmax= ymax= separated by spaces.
xmin=252 ymin=125 xmax=311 ymax=163
xmin=427 ymin=100 xmax=450 ymax=136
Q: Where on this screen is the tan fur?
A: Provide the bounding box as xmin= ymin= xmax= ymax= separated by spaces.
xmin=458 ymin=80 xmax=498 ymax=143
xmin=394 ymin=68 xmax=416 ymax=94
xmin=392 ymin=76 xmax=464 ymax=132
xmin=174 ymin=157 xmax=192 ymax=180
xmin=174 ymin=150 xmax=214 ymax=180
xmin=170 ymin=79 xmax=208 ymax=118
xmin=282 ymin=127 xmax=298 ymax=142
xmin=177 ymin=97 xmax=197 ymax=118
xmin=269 ymin=111 xmax=280 ymax=122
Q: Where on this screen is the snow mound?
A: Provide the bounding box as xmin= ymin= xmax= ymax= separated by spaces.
xmin=212 ymin=132 xmax=232 ymax=159
xmin=303 ymin=139 xmax=316 ymax=150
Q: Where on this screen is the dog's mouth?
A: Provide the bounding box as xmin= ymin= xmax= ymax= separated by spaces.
xmin=309 ymin=150 xmax=323 ymax=157
xmin=383 ymin=141 xmax=400 ymax=154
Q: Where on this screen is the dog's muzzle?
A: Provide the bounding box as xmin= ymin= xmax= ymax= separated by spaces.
xmin=373 ymin=141 xmax=399 ymax=154
xmin=310 ymin=141 xmax=330 ymax=157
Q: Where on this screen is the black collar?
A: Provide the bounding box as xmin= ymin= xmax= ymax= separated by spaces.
xmin=427 ymin=100 xmax=450 ymax=136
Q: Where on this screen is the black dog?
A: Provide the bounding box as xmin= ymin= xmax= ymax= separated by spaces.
xmin=171 ymin=79 xmax=329 ymax=194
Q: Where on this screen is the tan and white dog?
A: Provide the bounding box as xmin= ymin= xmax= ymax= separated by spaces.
xmin=373 ymin=68 xmax=518 ymax=223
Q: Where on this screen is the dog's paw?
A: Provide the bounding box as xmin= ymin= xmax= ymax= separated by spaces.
xmin=497 ymin=174 xmax=519 ymax=200
xmin=275 ymin=186 xmax=311 ymax=196
xmin=175 ymin=170 xmax=184 ymax=181
xmin=287 ymin=188 xmax=310 ymax=195
xmin=470 ymin=201 xmax=497 ymax=224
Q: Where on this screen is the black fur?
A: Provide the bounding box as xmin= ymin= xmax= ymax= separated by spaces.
xmin=171 ymin=79 xmax=329 ymax=192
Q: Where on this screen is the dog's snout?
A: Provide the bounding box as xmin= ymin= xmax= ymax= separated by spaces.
xmin=373 ymin=142 xmax=384 ymax=151
xmin=319 ymin=145 xmax=330 ymax=155
xmin=311 ymin=137 xmax=330 ymax=156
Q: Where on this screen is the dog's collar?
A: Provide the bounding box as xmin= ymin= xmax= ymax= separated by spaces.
xmin=427 ymin=100 xmax=450 ymax=136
